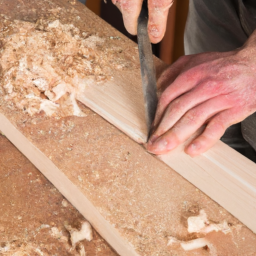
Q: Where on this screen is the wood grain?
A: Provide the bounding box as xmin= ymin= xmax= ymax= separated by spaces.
xmin=0 ymin=113 xmax=139 ymax=256
xmin=70 ymin=0 xmax=256 ymax=234
xmin=160 ymin=142 xmax=256 ymax=233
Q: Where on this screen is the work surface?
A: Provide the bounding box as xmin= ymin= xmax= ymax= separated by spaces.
xmin=1 ymin=132 xmax=256 ymax=256
xmin=0 ymin=135 xmax=117 ymax=255
xmin=0 ymin=0 xmax=256 ymax=255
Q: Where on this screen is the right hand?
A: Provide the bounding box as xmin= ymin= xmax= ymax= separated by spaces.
xmin=112 ymin=0 xmax=174 ymax=43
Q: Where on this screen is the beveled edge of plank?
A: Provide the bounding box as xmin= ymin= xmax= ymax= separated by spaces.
xmin=77 ymin=85 xmax=148 ymax=144
xmin=0 ymin=113 xmax=140 ymax=256
xmin=159 ymin=142 xmax=256 ymax=234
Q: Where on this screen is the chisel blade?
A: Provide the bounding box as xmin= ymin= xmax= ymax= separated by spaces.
xmin=137 ymin=1 xmax=158 ymax=140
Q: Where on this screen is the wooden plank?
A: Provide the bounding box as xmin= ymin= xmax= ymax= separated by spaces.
xmin=160 ymin=143 xmax=256 ymax=233
xmin=2 ymin=106 xmax=256 ymax=256
xmin=68 ymin=1 xmax=256 ymax=234
xmin=81 ymin=78 xmax=256 ymax=231
xmin=0 ymin=1 xmax=256 ymax=255
xmin=0 ymin=113 xmax=139 ymax=256
xmin=82 ymin=72 xmax=256 ymax=231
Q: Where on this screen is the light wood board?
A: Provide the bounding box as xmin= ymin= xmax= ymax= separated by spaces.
xmin=73 ymin=5 xmax=256 ymax=235
xmin=0 ymin=113 xmax=139 ymax=256
xmin=78 ymin=73 xmax=256 ymax=233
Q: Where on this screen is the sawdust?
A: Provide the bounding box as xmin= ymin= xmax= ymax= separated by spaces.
xmin=0 ymin=135 xmax=118 ymax=256
xmin=0 ymin=16 xmax=127 ymax=118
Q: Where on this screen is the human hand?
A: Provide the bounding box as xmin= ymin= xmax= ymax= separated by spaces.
xmin=147 ymin=37 xmax=256 ymax=156
xmin=111 ymin=0 xmax=174 ymax=43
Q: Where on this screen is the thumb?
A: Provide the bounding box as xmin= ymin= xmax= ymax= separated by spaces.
xmin=112 ymin=0 xmax=143 ymax=35
xmin=148 ymin=0 xmax=174 ymax=43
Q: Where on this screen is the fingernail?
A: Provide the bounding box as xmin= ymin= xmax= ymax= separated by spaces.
xmin=148 ymin=25 xmax=160 ymax=38
xmin=188 ymin=142 xmax=201 ymax=153
xmin=152 ymin=137 xmax=176 ymax=152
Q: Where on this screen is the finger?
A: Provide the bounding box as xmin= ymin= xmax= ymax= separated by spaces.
xmin=185 ymin=108 xmax=242 ymax=157
xmin=147 ymin=95 xmax=234 ymax=154
xmin=112 ymin=0 xmax=143 ymax=35
xmin=157 ymin=51 xmax=232 ymax=95
xmin=157 ymin=51 xmax=234 ymax=91
xmin=153 ymin=66 xmax=206 ymax=129
xmin=148 ymin=0 xmax=174 ymax=43
xmin=153 ymin=77 xmax=228 ymax=139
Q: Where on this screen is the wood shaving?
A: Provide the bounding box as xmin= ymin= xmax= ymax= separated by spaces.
xmin=187 ymin=210 xmax=231 ymax=235
xmin=180 ymin=237 xmax=208 ymax=251
xmin=0 ymin=17 xmax=123 ymax=117
xmin=65 ymin=221 xmax=93 ymax=247
xmin=168 ymin=210 xmax=233 ymax=252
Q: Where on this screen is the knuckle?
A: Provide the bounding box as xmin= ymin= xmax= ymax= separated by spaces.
xmin=199 ymin=79 xmax=219 ymax=93
xmin=168 ymin=98 xmax=181 ymax=112
xmin=165 ymin=100 xmax=183 ymax=118
xmin=178 ymin=64 xmax=199 ymax=81
xmin=184 ymin=110 xmax=199 ymax=124
xmin=207 ymin=121 xmax=227 ymax=137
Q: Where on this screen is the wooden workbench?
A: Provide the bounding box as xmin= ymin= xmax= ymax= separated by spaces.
xmin=0 ymin=134 xmax=118 ymax=256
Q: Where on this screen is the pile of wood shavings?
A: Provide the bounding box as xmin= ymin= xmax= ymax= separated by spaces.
xmin=0 ymin=17 xmax=120 ymax=117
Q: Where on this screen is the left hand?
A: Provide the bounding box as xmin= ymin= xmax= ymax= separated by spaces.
xmin=147 ymin=36 xmax=256 ymax=156
xmin=112 ymin=0 xmax=174 ymax=43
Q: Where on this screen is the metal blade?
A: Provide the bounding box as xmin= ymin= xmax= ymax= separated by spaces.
xmin=137 ymin=1 xmax=158 ymax=140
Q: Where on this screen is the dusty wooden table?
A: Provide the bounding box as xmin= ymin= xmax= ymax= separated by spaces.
xmin=0 ymin=134 xmax=118 ymax=255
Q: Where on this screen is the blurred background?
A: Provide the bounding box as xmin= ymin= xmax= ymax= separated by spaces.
xmin=85 ymin=0 xmax=189 ymax=65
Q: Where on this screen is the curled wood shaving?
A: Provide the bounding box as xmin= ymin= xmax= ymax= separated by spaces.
xmin=0 ymin=17 xmax=128 ymax=117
